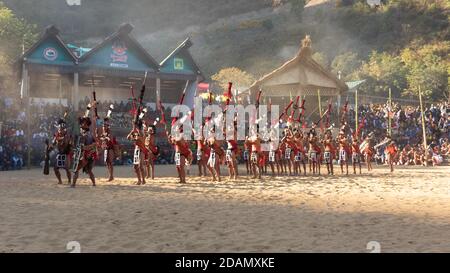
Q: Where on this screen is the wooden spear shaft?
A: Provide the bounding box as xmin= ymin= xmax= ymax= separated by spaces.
xmin=317 ymin=89 xmax=323 ymax=131
xmin=355 ymin=88 xmax=358 ymax=134
xmin=388 ymin=87 xmax=392 ymax=136
xmin=418 ymin=86 xmax=427 ymax=152
xmin=317 ymin=89 xmax=322 ymax=117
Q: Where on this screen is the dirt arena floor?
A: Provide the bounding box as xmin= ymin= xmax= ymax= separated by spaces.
xmin=0 ymin=164 xmax=449 ymax=253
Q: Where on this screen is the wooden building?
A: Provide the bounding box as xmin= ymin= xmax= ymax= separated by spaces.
xmin=243 ymin=36 xmax=348 ymax=122
xmin=18 ymin=23 xmax=204 ymax=111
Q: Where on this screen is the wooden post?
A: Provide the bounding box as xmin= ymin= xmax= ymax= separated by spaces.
xmin=317 ymin=89 xmax=322 ymax=117
xmin=27 ymin=96 xmax=31 ymax=170
xmin=317 ymin=89 xmax=322 ymax=131
xmin=73 ymin=72 xmax=79 ymax=111
xmin=388 ymin=87 xmax=392 ymax=136
xmin=25 ymin=68 xmax=31 ymax=169
xmin=156 ymin=77 xmax=161 ymax=110
xmin=418 ymin=86 xmax=427 ymax=152
xmin=337 ymin=94 xmax=341 ymax=130
xmin=59 ymin=79 xmax=63 ymax=110
xmin=355 ymin=88 xmax=358 ymax=134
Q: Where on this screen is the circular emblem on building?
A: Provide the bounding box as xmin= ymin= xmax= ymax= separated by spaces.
xmin=43 ymin=47 xmax=58 ymax=61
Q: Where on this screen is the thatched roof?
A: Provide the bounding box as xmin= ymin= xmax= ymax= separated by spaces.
xmin=245 ymin=35 xmax=348 ymax=97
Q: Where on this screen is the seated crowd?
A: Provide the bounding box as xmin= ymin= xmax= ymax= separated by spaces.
xmin=347 ymin=101 xmax=449 ymax=166
xmin=1 ymin=96 xmax=448 ymax=171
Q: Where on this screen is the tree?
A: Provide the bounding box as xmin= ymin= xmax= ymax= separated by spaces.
xmin=0 ymin=2 xmax=37 ymax=64
xmin=400 ymin=42 xmax=449 ymax=100
xmin=211 ymin=67 xmax=255 ymax=91
xmin=355 ymin=51 xmax=408 ymax=97
xmin=0 ymin=2 xmax=37 ymax=96
xmin=405 ymin=64 xmax=448 ymax=100
xmin=331 ymin=52 xmax=362 ymax=80
xmin=289 ymin=0 xmax=305 ymax=19
xmin=335 ymin=0 xmax=355 ymax=7
xmin=312 ymin=52 xmax=329 ymax=69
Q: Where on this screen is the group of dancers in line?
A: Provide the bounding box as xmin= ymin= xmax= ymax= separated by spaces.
xmin=45 ymin=94 xmax=400 ymax=187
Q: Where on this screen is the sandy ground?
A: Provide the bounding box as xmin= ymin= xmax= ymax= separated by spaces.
xmin=0 ymin=164 xmax=449 ymax=253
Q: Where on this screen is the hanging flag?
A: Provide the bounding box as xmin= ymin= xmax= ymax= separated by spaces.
xmin=197 ymin=82 xmax=209 ymax=91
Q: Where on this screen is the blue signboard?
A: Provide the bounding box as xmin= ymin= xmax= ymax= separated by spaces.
xmin=27 ymin=37 xmax=75 ymax=66
xmin=160 ymin=50 xmax=196 ymax=75
xmin=80 ymin=37 xmax=156 ymax=72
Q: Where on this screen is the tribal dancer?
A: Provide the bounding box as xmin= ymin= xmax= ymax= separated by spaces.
xmin=168 ymin=126 xmax=192 ymax=184
xmin=293 ymin=129 xmax=307 ymax=176
xmin=145 ymin=121 xmax=159 ymax=180
xmin=278 ymin=136 xmax=287 ymax=175
xmin=337 ymin=130 xmax=350 ymax=175
xmin=51 ymin=117 xmax=73 ymax=184
xmin=243 ymin=139 xmax=251 ymax=175
xmin=268 ymin=128 xmax=281 ymax=176
xmin=71 ymin=107 xmax=98 ymax=188
xmin=307 ymin=128 xmax=321 ymax=175
xmin=195 ymin=124 xmax=209 ymax=177
xmin=128 ymin=75 xmax=149 ymax=185
xmin=225 ymin=124 xmax=239 ymax=180
xmin=323 ymin=129 xmax=335 ymax=175
xmin=281 ymin=128 xmax=295 ymax=176
xmin=98 ymin=105 xmax=117 ymax=181
xmin=361 ymin=134 xmax=374 ymax=171
xmin=262 ymin=150 xmax=269 ymax=175
xmin=386 ymin=140 xmax=398 ymax=172
xmin=351 ymin=137 xmax=362 ymax=174
xmin=206 ymin=127 xmax=224 ymax=182
xmin=246 ymin=130 xmax=263 ymax=180
xmin=127 ymin=122 xmax=147 ymax=185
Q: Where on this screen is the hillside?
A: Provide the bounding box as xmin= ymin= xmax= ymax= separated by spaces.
xmin=1 ymin=0 xmax=449 ymax=99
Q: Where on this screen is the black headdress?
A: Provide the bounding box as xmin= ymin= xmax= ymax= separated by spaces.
xmin=56 ymin=118 xmax=67 ymax=129
xmin=79 ymin=103 xmax=92 ymax=129
xmin=104 ymin=104 xmax=114 ymax=127
xmin=55 ymin=111 xmax=68 ymax=129
xmin=79 ymin=117 xmax=92 ymax=127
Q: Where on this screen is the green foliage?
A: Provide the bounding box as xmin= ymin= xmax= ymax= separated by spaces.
xmin=331 ymin=0 xmax=449 ymax=100
xmin=355 ymin=51 xmax=407 ymax=97
xmin=289 ymin=0 xmax=305 ymax=19
xmin=400 ymin=42 xmax=450 ymax=100
xmin=0 ymin=2 xmax=37 ymax=63
xmin=0 ymin=0 xmax=447 ymax=101
xmin=336 ymin=0 xmax=448 ymax=53
xmin=211 ymin=67 xmax=255 ymax=91
xmin=331 ymin=52 xmax=361 ymax=80
xmin=262 ymin=19 xmax=274 ymax=31
xmin=335 ymin=0 xmax=357 ymax=8
xmin=355 ymin=42 xmax=449 ymax=100
xmin=312 ymin=52 xmax=329 ymax=69
xmin=0 ymin=2 xmax=37 ymax=95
